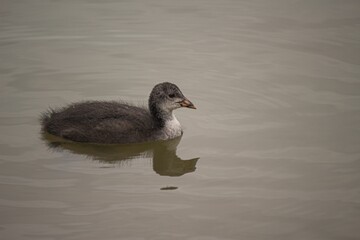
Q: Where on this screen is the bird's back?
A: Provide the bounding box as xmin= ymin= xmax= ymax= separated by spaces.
xmin=41 ymin=101 xmax=158 ymax=144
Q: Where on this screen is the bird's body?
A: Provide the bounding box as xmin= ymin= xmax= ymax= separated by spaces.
xmin=40 ymin=82 xmax=195 ymax=144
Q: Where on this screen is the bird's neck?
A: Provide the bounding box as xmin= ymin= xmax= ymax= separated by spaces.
xmin=164 ymin=113 xmax=182 ymax=137
xmin=149 ymin=104 xmax=182 ymax=139
xmin=149 ymin=103 xmax=173 ymax=128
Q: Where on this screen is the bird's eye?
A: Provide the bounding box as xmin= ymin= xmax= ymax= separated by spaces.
xmin=168 ymin=94 xmax=175 ymax=98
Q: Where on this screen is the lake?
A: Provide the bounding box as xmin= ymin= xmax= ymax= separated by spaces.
xmin=1 ymin=0 xmax=360 ymax=239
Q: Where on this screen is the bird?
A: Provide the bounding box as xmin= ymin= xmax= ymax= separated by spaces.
xmin=40 ymin=82 xmax=196 ymax=144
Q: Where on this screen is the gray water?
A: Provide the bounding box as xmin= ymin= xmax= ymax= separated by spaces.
xmin=1 ymin=0 xmax=360 ymax=239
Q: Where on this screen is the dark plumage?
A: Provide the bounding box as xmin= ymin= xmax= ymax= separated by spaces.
xmin=40 ymin=82 xmax=195 ymax=144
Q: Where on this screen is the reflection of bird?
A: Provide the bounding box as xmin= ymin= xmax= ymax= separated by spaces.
xmin=40 ymin=82 xmax=196 ymax=144
xmin=42 ymin=133 xmax=199 ymax=177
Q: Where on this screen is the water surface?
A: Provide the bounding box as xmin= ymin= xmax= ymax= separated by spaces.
xmin=1 ymin=0 xmax=360 ymax=239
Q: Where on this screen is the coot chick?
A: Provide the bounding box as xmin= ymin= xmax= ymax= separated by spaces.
xmin=40 ymin=82 xmax=196 ymax=144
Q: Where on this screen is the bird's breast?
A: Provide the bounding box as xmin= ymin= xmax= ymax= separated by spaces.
xmin=163 ymin=116 xmax=182 ymax=139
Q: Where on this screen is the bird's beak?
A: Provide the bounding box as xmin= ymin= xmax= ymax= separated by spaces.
xmin=179 ymin=98 xmax=196 ymax=109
